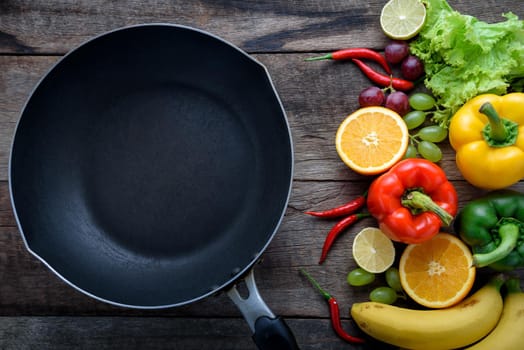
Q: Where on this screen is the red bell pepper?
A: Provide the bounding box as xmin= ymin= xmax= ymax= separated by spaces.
xmin=366 ymin=159 xmax=458 ymax=244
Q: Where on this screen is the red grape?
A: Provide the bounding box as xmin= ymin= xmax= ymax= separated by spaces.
xmin=401 ymin=55 xmax=424 ymax=81
xmin=384 ymin=41 xmax=410 ymax=64
xmin=358 ymin=86 xmax=386 ymax=107
xmin=385 ymin=91 xmax=410 ymax=116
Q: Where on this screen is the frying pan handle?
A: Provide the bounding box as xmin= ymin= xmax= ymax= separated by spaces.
xmin=227 ymin=269 xmax=299 ymax=350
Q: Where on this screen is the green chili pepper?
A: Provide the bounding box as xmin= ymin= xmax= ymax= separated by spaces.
xmin=454 ymin=190 xmax=524 ymax=271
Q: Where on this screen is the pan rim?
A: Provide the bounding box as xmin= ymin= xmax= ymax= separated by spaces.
xmin=8 ymin=23 xmax=294 ymax=309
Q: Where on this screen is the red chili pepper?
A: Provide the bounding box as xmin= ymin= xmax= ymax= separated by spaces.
xmin=352 ymin=58 xmax=414 ymax=91
xmin=305 ymin=48 xmax=391 ymax=75
xmin=319 ymin=213 xmax=369 ymax=264
xmin=305 ymin=193 xmax=367 ymax=218
xmin=300 ymin=269 xmax=366 ymax=344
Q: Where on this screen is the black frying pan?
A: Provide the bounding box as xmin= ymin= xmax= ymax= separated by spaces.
xmin=9 ymin=24 xmax=298 ymax=349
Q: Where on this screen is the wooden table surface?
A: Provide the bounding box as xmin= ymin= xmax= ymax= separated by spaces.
xmin=1 ymin=1 xmax=524 ymax=349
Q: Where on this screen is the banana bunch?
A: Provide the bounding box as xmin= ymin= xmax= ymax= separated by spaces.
xmin=350 ymin=275 xmax=506 ymax=350
xmin=465 ymin=277 xmax=524 ymax=350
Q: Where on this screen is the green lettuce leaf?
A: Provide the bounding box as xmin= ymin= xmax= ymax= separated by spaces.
xmin=410 ymin=0 xmax=524 ymax=127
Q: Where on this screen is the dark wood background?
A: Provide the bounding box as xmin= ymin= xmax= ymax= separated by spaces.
xmin=1 ymin=1 xmax=523 ymax=349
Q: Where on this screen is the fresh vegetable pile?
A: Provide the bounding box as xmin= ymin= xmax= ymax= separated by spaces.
xmin=411 ymin=0 xmax=524 ymax=128
xmin=300 ymin=0 xmax=524 ymax=348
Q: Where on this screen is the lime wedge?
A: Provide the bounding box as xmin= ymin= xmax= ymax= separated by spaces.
xmin=352 ymin=227 xmax=395 ymax=273
xmin=380 ymin=0 xmax=426 ymax=40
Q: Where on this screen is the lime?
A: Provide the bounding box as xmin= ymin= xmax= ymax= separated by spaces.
xmin=352 ymin=227 xmax=395 ymax=273
xmin=380 ymin=0 xmax=426 ymax=40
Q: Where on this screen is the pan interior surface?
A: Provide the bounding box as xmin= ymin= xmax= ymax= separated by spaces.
xmin=10 ymin=25 xmax=292 ymax=307
xmin=85 ymin=82 xmax=253 ymax=257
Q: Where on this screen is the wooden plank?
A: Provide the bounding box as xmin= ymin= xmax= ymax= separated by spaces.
xmin=1 ymin=1 xmax=524 ymax=349
xmin=0 ymin=0 xmax=392 ymax=54
xmin=0 ymin=316 xmax=260 ymax=350
xmin=0 ymin=316 xmax=391 ymax=350
xmin=0 ymin=182 xmax=15 ymax=227
xmin=0 ymin=56 xmax=61 ymax=182
xmin=0 ymin=0 xmax=522 ymax=54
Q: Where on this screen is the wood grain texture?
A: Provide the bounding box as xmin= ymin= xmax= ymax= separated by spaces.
xmin=0 ymin=0 xmax=391 ymax=54
xmin=1 ymin=0 xmax=524 ymax=349
xmin=0 ymin=0 xmax=522 ymax=54
xmin=0 ymin=316 xmax=400 ymax=350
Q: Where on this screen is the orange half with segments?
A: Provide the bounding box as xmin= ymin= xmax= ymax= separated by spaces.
xmin=335 ymin=106 xmax=409 ymax=175
xmin=399 ymin=233 xmax=476 ymax=308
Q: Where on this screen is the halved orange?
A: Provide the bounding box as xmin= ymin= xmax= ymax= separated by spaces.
xmin=335 ymin=106 xmax=409 ymax=175
xmin=399 ymin=233 xmax=476 ymax=308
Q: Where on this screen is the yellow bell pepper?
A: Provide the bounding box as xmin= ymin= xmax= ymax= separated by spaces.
xmin=449 ymin=93 xmax=524 ymax=189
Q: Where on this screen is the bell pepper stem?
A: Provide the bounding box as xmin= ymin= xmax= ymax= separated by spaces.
xmin=473 ymin=223 xmax=520 ymax=268
xmin=479 ymin=102 xmax=506 ymax=142
xmin=401 ymin=190 xmax=453 ymax=226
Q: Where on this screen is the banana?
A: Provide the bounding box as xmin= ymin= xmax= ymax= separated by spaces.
xmin=350 ymin=275 xmax=505 ymax=350
xmin=465 ymin=278 xmax=524 ymax=350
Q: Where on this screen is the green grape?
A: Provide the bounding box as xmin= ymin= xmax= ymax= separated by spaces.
xmin=347 ymin=268 xmax=375 ymax=287
xmin=409 ymin=93 xmax=436 ymax=111
xmin=402 ymin=110 xmax=426 ymax=130
xmin=385 ymin=267 xmax=403 ymax=292
xmin=403 ymin=144 xmax=418 ymax=159
xmin=369 ymin=286 xmax=398 ymax=304
xmin=418 ymin=140 xmax=442 ymax=162
xmin=417 ymin=125 xmax=448 ymax=143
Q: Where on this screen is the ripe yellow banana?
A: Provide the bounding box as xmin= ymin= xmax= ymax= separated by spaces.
xmin=465 ymin=278 xmax=524 ymax=350
xmin=350 ymin=275 xmax=505 ymax=350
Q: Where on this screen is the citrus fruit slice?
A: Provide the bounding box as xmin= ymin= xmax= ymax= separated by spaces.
xmin=335 ymin=106 xmax=409 ymax=175
xmin=352 ymin=227 xmax=395 ymax=273
xmin=380 ymin=0 xmax=426 ymax=40
xmin=399 ymin=233 xmax=476 ymax=308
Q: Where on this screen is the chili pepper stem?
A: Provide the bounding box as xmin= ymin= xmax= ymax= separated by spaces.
xmin=304 ymin=53 xmax=333 ymax=61
xmin=300 ymin=268 xmax=331 ymax=301
xmin=300 ymin=268 xmax=366 ymax=344
xmin=401 ymin=190 xmax=453 ymax=226
xmin=473 ymin=223 xmax=520 ymax=268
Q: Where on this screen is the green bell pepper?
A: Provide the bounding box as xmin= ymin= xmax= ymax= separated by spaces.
xmin=454 ymin=190 xmax=524 ymax=271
